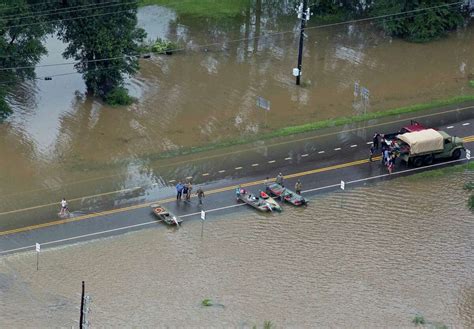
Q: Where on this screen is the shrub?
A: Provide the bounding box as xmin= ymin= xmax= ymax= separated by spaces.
xmin=201 ymin=298 xmax=213 ymax=306
xmin=104 ymin=87 xmax=135 ymax=106
xmin=469 ymin=80 xmax=474 ymax=88
xmin=413 ymin=314 xmax=426 ymax=325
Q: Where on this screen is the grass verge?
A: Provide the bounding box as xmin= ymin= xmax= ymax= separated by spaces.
xmin=147 ymin=95 xmax=474 ymax=161
xmin=138 ymin=0 xmax=249 ymax=18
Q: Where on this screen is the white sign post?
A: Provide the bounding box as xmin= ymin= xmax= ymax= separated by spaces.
xmin=466 ymin=149 xmax=471 ymax=170
xmin=35 ymin=243 xmax=40 ymax=271
xmin=340 ymin=180 xmax=345 ymax=208
xmin=200 ymin=210 xmax=206 ymax=238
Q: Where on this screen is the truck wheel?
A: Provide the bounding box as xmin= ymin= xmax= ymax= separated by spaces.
xmin=423 ymin=155 xmax=434 ymax=165
xmin=413 ymin=157 xmax=424 ymax=167
xmin=451 ymin=149 xmax=461 ymax=160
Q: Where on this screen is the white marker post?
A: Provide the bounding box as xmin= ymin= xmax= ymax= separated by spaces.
xmin=340 ymin=180 xmax=345 ymax=208
xmin=35 ymin=243 xmax=41 ymax=271
xmin=200 ymin=210 xmax=206 ymax=238
xmin=466 ymin=149 xmax=471 ymax=170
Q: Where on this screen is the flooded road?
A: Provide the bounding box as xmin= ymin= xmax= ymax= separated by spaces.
xmin=1 ymin=171 xmax=473 ymax=327
xmin=1 ymin=5 xmax=474 ymax=226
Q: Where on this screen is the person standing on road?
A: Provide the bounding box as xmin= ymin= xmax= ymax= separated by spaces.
xmin=176 ymin=181 xmax=184 ymax=200
xmin=369 ymin=145 xmax=376 ymax=162
xmin=373 ymin=133 xmax=380 ymax=150
xmin=276 ymin=173 xmax=284 ymax=187
xmin=182 ymin=182 xmax=189 ymax=201
xmin=295 ymin=180 xmax=302 ymax=195
xmin=186 ymin=182 xmax=193 ymax=201
xmin=59 ymin=198 xmax=69 ymax=216
xmin=196 ymin=188 xmax=205 ymax=205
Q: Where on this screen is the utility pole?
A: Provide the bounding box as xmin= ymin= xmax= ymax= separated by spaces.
xmin=79 ymin=281 xmax=91 ymax=329
xmin=294 ymin=0 xmax=310 ymax=85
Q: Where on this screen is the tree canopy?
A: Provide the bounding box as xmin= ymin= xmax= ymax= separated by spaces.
xmin=56 ymin=0 xmax=146 ymax=102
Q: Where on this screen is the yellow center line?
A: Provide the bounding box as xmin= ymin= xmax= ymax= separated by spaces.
xmin=0 ymin=155 xmax=382 ymax=237
xmin=2 ymin=134 xmax=474 ymax=218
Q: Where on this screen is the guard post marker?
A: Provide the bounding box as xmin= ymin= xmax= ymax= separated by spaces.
xmin=340 ymin=180 xmax=345 ymax=208
xmin=200 ymin=210 xmax=206 ymax=238
xmin=35 ymin=243 xmax=40 ymax=271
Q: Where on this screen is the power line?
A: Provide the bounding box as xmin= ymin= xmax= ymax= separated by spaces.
xmin=0 ymin=1 xmax=466 ymax=74
xmin=2 ymin=7 xmax=137 ymax=29
xmin=0 ymin=1 xmax=137 ymax=22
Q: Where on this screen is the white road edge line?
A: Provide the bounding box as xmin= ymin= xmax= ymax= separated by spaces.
xmin=301 ymin=154 xmax=309 ymax=157
xmin=318 ymin=151 xmax=325 ymax=154
xmin=268 ymin=160 xmax=276 ymax=163
xmin=334 ymin=148 xmax=341 ymax=151
xmin=218 ymin=170 xmax=226 ymax=173
xmin=366 ymin=142 xmax=373 ymax=145
xmin=1 ymin=158 xmax=468 ymax=256
xmin=251 ymin=164 xmax=259 ymax=167
xmin=350 ymin=145 xmax=357 ymax=148
xmin=462 ymin=123 xmax=470 ymax=126
xmin=285 ymin=157 xmax=292 ymax=160
xmin=446 ymin=126 xmax=454 ymax=129
xmin=235 ymin=167 xmax=243 ymax=170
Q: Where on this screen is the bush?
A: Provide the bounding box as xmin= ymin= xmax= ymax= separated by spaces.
xmin=469 ymin=194 xmax=474 ymax=211
xmin=201 ymin=298 xmax=213 ymax=306
xmin=141 ymin=38 xmax=178 ymax=55
xmin=469 ymin=80 xmax=474 ymax=88
xmin=413 ymin=314 xmax=426 ymax=325
xmin=104 ymin=87 xmax=135 ymax=106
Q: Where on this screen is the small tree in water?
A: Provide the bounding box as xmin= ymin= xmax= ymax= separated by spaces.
xmin=57 ymin=0 xmax=146 ymax=105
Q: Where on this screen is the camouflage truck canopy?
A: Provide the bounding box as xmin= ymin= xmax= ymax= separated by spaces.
xmin=397 ymin=129 xmax=444 ymax=155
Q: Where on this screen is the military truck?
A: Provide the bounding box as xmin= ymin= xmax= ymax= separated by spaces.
xmin=390 ymin=128 xmax=465 ymax=167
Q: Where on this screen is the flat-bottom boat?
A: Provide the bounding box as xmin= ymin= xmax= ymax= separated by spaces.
xmin=236 ymin=187 xmax=271 ymax=212
xmin=265 ymin=183 xmax=307 ymax=206
xmin=150 ymin=204 xmax=182 ymax=226
xmin=259 ymin=191 xmax=282 ymax=212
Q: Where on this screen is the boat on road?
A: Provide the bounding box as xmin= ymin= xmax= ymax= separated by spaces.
xmin=236 ymin=187 xmax=272 ymax=212
xmin=150 ymin=204 xmax=182 ymax=226
xmin=266 ymin=183 xmax=307 ymax=206
xmin=259 ymin=191 xmax=282 ymax=212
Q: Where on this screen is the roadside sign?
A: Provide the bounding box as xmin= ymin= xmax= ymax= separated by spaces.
xmin=200 ymin=210 xmax=206 ymax=221
xmin=256 ymin=97 xmax=270 ymax=111
xmin=354 ymin=81 xmax=359 ymax=97
xmin=467 ymin=149 xmax=471 ymax=160
xmin=35 ymin=243 xmax=41 ymax=252
xmin=340 ymin=180 xmax=345 ymax=190
xmin=361 ymin=87 xmax=370 ymax=100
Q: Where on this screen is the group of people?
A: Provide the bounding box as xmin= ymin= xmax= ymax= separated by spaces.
xmin=176 ymin=181 xmax=205 ymax=205
xmin=370 ymin=133 xmax=397 ymax=174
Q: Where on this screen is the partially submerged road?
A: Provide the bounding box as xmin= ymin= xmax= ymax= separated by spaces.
xmin=1 ymin=114 xmax=473 ymax=256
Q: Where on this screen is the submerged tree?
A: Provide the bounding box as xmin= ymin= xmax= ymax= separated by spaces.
xmin=0 ymin=0 xmax=52 ymax=120
xmin=57 ymin=0 xmax=146 ymax=105
xmin=371 ymin=0 xmax=469 ymax=42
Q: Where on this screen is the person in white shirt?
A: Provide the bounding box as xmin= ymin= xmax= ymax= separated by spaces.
xmin=60 ymin=198 xmax=68 ymax=216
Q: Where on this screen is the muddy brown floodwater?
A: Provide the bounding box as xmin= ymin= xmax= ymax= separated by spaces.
xmin=1 ymin=6 xmax=474 ymax=225
xmin=1 ymin=171 xmax=473 ymax=328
